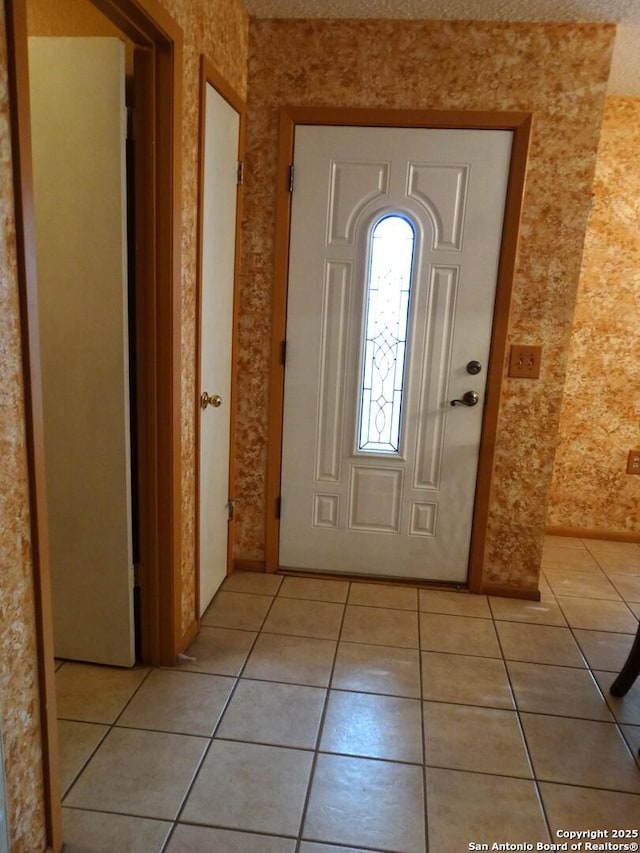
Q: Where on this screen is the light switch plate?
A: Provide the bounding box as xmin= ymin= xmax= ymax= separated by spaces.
xmin=508 ymin=345 xmax=542 ymax=378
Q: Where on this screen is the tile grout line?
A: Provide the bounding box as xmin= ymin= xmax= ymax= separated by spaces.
xmin=159 ymin=581 xmax=285 ymax=850
xmin=59 ymin=665 xmax=154 ymax=804
xmin=167 ymin=580 xmax=286 ymax=842
xmin=495 ymin=564 xmax=640 ymax=830
xmin=293 ymin=580 xmax=352 ymax=852
xmin=418 ymin=589 xmax=430 ymax=853
xmin=490 ymin=595 xmax=558 ymax=842
xmin=546 ymin=571 xmax=640 ymax=747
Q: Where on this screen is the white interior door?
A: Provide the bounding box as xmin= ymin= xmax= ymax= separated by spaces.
xmin=280 ymin=125 xmax=512 ymax=582
xmin=198 ymin=83 xmax=240 ymax=616
xmin=29 ymin=37 xmax=135 ymax=665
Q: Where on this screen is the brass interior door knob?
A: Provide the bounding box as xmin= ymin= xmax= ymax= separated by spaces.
xmin=201 ymin=392 xmax=222 ymax=409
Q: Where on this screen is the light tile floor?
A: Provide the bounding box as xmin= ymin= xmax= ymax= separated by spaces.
xmin=56 ymin=536 xmax=640 ymax=852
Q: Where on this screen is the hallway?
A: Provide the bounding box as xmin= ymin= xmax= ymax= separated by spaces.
xmin=55 ymin=536 xmax=640 ymax=852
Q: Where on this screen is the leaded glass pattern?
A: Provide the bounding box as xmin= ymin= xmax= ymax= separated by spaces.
xmin=358 ymin=215 xmax=415 ymax=453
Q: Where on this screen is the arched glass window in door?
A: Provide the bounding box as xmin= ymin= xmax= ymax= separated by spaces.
xmin=358 ymin=214 xmax=416 ymax=453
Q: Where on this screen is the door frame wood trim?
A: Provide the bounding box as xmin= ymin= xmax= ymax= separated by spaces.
xmin=5 ymin=1 xmax=183 ymax=848
xmin=266 ymin=106 xmax=532 ymax=593
xmin=194 ymin=56 xmax=246 ymax=620
xmin=4 ymin=5 xmax=62 ymax=847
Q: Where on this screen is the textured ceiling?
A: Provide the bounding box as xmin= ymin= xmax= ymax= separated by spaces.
xmin=242 ymin=0 xmax=640 ymax=94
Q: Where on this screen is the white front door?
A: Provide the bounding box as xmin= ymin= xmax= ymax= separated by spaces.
xmin=280 ymin=125 xmax=512 ymax=583
xmin=198 ymin=82 xmax=240 ymax=615
xmin=29 ymin=38 xmax=135 ymax=665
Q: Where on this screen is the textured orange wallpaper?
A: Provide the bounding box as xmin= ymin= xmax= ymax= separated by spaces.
xmin=236 ymin=19 xmax=615 ymax=592
xmin=547 ymin=97 xmax=640 ymax=537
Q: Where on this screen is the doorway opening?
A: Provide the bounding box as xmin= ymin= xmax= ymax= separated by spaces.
xmin=6 ymin=0 xmax=184 ymax=847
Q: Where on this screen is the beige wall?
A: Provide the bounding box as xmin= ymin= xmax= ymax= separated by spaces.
xmin=235 ymin=19 xmax=615 ymax=591
xmin=547 ymin=96 xmax=640 ymax=537
xmin=0 ymin=0 xmax=248 ymax=846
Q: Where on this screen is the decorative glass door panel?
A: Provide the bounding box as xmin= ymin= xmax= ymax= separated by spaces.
xmin=358 ymin=215 xmax=415 ymax=454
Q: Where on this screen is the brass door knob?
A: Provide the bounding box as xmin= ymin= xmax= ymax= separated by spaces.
xmin=201 ymin=392 xmax=222 ymax=409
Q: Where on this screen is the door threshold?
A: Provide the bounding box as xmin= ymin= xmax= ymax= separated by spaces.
xmin=277 ymin=567 xmax=470 ymax=593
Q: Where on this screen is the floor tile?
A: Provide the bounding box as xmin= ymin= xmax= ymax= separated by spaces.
xmin=303 ymin=753 xmax=425 ymax=852
xmin=421 ymin=651 xmax=514 ymax=709
xmin=601 ymin=560 xmax=640 ymax=577
xmin=180 ymin=626 xmax=256 ymax=676
xmin=341 ymin=605 xmax=419 ymax=648
xmin=279 ymin=576 xmax=349 ymax=603
xmin=116 ymin=669 xmax=235 ymax=736
xmin=243 ymin=633 xmax=336 ymax=687
xmin=201 ymin=591 xmax=273 ymax=631
xmin=181 ymin=740 xmax=313 ymax=836
xmin=419 ymin=588 xmax=491 ymax=618
xmin=556 ymin=596 xmax=638 ymax=633
xmin=423 ymin=702 xmax=531 ymax=778
xmin=216 ymin=679 xmax=326 ymax=748
xmin=496 ymin=621 xmax=586 ymax=667
xmin=609 ymin=573 xmax=640 ymax=602
xmin=574 ymin=628 xmax=636 ymax=672
xmin=166 ymin=825 xmax=296 ymax=852
xmin=620 ymin=724 xmax=640 ymax=759
xmin=420 ymin=612 xmax=501 ymax=657
xmin=593 ymin=671 xmax=640 ymax=724
xmin=320 ymin=690 xmax=423 ymax=763
xmin=585 ymin=539 xmax=640 ymax=574
xmin=262 ymin=597 xmax=344 ymax=639
xmin=57 ymin=720 xmax=108 ymax=795
xmin=426 ymin=768 xmax=549 ymax=852
xmin=585 ymin=539 xmax=640 ymax=558
xmin=488 ymin=596 xmax=568 ymax=626
xmin=56 ymin=535 xmax=640 ymax=853
xmin=520 ymin=713 xmax=640 ymax=793
xmin=55 ymin=663 xmax=149 ymax=724
xmin=64 ymin=728 xmax=208 ymax=819
xmin=544 ymin=569 xmax=621 ymax=600
xmin=541 ymin=545 xmax=602 ymax=572
xmin=537 ymin=574 xmax=555 ymax=601
xmin=222 ymin=571 xmax=282 ymax=595
xmin=61 ymin=808 xmax=171 ymax=853
xmin=348 ymin=582 xmax=417 ymax=610
xmin=331 ymin=641 xmax=421 ymax=698
xmin=540 ymin=782 xmax=640 ymax=832
xmin=507 ymin=661 xmax=612 ymax=721
xmin=585 ymin=541 xmax=640 ymax=575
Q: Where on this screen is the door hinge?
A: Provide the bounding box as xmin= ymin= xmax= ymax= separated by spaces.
xmin=237 ymin=160 xmax=244 ymax=185
xmin=280 ymin=340 xmax=287 ymax=365
xmin=288 ymin=165 xmax=294 ymax=192
xmin=276 ymin=496 xmax=282 ymax=519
